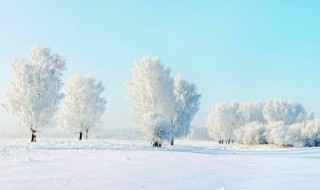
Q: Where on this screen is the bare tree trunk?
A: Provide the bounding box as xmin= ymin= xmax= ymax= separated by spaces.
xmin=86 ymin=129 xmax=88 ymax=139
xmin=31 ymin=129 xmax=36 ymax=142
xmin=31 ymin=133 xmax=36 ymax=142
xmin=79 ymin=131 xmax=83 ymax=140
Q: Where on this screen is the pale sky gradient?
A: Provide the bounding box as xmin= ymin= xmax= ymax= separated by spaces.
xmin=1 ymin=1 xmax=320 ymax=137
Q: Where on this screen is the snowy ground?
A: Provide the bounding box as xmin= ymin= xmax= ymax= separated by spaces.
xmin=1 ymin=139 xmax=320 ymax=190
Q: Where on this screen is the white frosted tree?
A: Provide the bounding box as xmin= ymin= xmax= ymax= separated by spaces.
xmin=59 ymin=74 xmax=106 ymax=140
xmin=126 ymin=56 xmax=176 ymax=146
xmin=206 ymin=102 xmax=240 ymax=144
xmin=3 ymin=45 xmax=66 ymax=142
xmin=173 ymin=75 xmax=201 ymax=139
xmin=238 ymin=100 xmax=266 ymax=125
xmin=263 ymin=99 xmax=309 ymax=125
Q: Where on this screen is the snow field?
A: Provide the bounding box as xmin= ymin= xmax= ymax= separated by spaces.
xmin=1 ymin=139 xmax=320 ymax=190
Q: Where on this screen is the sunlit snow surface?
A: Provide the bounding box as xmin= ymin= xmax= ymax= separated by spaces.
xmin=1 ymin=139 xmax=320 ymax=190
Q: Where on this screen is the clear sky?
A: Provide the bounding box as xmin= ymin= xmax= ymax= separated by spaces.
xmin=1 ymin=0 xmax=320 ymax=136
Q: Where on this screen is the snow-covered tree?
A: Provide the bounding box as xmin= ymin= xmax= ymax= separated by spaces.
xmin=126 ymin=56 xmax=176 ymax=146
xmin=206 ymin=102 xmax=240 ymax=144
xmin=238 ymin=100 xmax=266 ymax=125
xmin=263 ymin=99 xmax=309 ymax=125
xmin=3 ymin=45 xmax=66 ymax=142
xmin=173 ymin=75 xmax=201 ymax=138
xmin=59 ymin=74 xmax=106 ymax=140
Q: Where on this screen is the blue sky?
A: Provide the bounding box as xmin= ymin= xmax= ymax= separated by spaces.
xmin=1 ymin=1 xmax=320 ymax=134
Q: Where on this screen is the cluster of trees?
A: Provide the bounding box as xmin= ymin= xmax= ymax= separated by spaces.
xmin=126 ymin=56 xmax=201 ymax=147
xmin=206 ymin=100 xmax=319 ymax=147
xmin=1 ymin=46 xmax=200 ymax=147
xmin=2 ymin=45 xmax=106 ymax=142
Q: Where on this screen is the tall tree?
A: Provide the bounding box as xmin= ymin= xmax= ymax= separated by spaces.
xmin=3 ymin=45 xmax=66 ymax=142
xmin=126 ymin=56 xmax=176 ymax=146
xmin=173 ymin=75 xmax=201 ymax=139
xmin=59 ymin=74 xmax=106 ymax=140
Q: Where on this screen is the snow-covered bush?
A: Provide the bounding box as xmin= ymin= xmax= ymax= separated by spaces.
xmin=300 ymin=119 xmax=320 ymax=147
xmin=265 ymin=122 xmax=293 ymax=147
xmin=59 ymin=74 xmax=106 ymax=140
xmin=207 ymin=99 xmax=317 ymax=147
xmin=269 ymin=120 xmax=320 ymax=147
xmin=234 ymin=122 xmax=267 ymax=145
xmin=236 ymin=120 xmax=320 ymax=147
xmin=287 ymin=123 xmax=304 ymax=147
xmin=145 ymin=113 xmax=173 ymax=144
